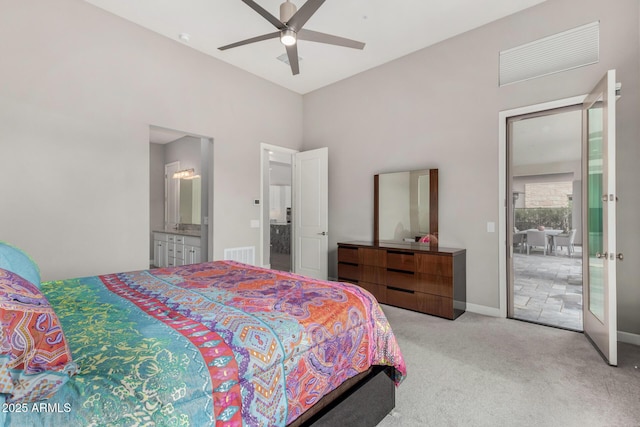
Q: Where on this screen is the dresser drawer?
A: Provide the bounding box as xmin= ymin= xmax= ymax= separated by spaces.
xmin=338 ymin=262 xmax=360 ymax=282
xmin=386 ymin=289 xmax=454 ymax=319
xmin=357 ymin=282 xmax=386 ymax=303
xmin=338 ymin=246 xmax=359 ymax=264
xmin=416 ymin=273 xmax=453 ymax=297
xmin=416 ymin=293 xmax=454 ymax=319
xmin=361 ymin=265 xmax=386 ymax=284
xmin=386 ymin=270 xmax=417 ymax=291
xmin=386 ymin=287 xmax=418 ymax=311
xmin=359 ymin=248 xmax=386 ymax=267
xmin=416 ymin=254 xmax=452 ymax=276
xmin=386 ymin=251 xmax=415 ymax=272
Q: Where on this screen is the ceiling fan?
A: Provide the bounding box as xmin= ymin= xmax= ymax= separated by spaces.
xmin=218 ymin=0 xmax=365 ymax=75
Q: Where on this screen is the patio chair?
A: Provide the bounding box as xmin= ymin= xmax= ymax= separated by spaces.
xmin=526 ymin=230 xmax=548 ymax=255
xmin=513 ymin=233 xmax=526 ymax=253
xmin=554 ymin=229 xmax=577 ymax=257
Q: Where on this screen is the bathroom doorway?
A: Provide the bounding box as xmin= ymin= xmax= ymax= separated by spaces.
xmin=149 ymin=126 xmax=213 ymax=265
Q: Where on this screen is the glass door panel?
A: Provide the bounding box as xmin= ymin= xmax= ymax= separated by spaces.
xmin=587 ymin=101 xmax=604 ymax=322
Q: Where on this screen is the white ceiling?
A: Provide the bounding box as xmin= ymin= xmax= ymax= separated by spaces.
xmin=512 ymin=109 xmax=582 ymax=168
xmin=149 ymin=126 xmax=189 ymax=144
xmin=84 ymin=0 xmax=547 ymax=94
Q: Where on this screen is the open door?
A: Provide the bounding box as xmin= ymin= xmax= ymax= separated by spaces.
xmin=582 ymin=69 xmax=618 ymax=366
xmin=294 ymin=147 xmax=328 ymax=280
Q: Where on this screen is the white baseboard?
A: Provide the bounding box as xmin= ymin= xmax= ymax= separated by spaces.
xmin=465 ymin=303 xmax=502 ymax=318
xmin=618 ymin=331 xmax=640 ymax=346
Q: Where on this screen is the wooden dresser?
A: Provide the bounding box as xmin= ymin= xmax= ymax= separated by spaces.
xmin=337 ymin=241 xmax=466 ymax=320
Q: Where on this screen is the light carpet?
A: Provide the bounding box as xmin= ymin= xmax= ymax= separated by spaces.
xmin=377 ymin=305 xmax=640 ymax=427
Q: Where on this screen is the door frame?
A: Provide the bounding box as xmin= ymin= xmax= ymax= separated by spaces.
xmin=505 ymin=104 xmax=584 ymax=324
xmin=498 ymin=95 xmax=587 ymax=318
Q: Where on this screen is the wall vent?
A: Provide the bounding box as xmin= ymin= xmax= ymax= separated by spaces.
xmin=223 ymin=246 xmax=255 ymax=265
xmin=499 ymin=21 xmax=599 ymax=86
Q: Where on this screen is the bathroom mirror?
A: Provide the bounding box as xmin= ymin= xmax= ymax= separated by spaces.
xmin=179 ymin=176 xmax=201 ymax=225
xmin=374 ymin=169 xmax=438 ymax=243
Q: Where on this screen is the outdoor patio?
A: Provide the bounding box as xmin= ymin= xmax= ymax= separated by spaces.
xmin=513 ymin=247 xmax=583 ymax=331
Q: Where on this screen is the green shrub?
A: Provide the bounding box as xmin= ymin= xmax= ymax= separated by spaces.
xmin=515 ymin=207 xmax=571 ymax=231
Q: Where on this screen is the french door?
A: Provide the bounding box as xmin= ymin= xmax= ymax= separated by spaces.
xmin=582 ymin=69 xmax=618 ymax=366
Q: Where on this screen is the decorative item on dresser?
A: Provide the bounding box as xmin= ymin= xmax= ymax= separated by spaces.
xmin=337 ymin=241 xmax=466 ymax=319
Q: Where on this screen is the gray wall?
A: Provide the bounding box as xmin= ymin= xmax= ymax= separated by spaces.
xmin=165 ymin=136 xmax=202 ymax=175
xmin=149 ymin=143 xmax=165 ymax=256
xmin=303 ymin=0 xmax=640 ymax=334
xmin=0 ymin=0 xmax=303 ymax=280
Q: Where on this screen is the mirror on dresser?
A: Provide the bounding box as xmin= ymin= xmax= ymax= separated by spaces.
xmin=374 ymin=168 xmax=438 ymax=244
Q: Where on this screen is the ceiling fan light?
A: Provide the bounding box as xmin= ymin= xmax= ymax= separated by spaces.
xmin=280 ymin=29 xmax=297 ymax=46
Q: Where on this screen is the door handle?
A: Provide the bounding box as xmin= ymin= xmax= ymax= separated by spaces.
xmin=318 ymin=231 xmax=328 ymax=236
xmin=616 ymin=253 xmax=624 ymax=261
xmin=596 ymin=252 xmax=607 ymax=259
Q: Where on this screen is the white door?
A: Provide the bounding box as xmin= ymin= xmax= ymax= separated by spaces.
xmin=294 ymin=147 xmax=328 ymax=280
xmin=583 ymin=69 xmax=618 ymax=366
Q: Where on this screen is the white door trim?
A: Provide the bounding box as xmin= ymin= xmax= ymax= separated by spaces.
xmin=497 ymin=95 xmax=586 ymax=318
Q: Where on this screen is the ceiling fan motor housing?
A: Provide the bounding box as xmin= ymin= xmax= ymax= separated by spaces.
xmin=280 ymin=1 xmax=297 ymax=23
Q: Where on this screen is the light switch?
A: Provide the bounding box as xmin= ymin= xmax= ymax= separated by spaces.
xmin=487 ymin=222 xmax=496 ymax=233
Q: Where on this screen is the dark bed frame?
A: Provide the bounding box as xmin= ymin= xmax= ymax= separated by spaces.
xmin=289 ymin=366 xmax=396 ymax=427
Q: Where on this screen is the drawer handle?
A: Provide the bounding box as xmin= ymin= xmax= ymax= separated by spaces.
xmin=388 ymin=286 xmax=415 ymax=294
xmin=388 ymin=250 xmax=413 ymax=256
xmin=388 ymin=268 xmax=414 ymax=275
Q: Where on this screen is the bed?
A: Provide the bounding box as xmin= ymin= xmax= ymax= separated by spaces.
xmin=0 ymin=250 xmax=406 ymax=427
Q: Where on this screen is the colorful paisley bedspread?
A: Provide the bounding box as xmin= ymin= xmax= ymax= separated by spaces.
xmin=6 ymin=261 xmax=406 ymax=426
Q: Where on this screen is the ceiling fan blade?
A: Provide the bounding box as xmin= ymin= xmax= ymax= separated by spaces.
xmin=286 ymin=0 xmax=326 ymax=31
xmin=286 ymin=44 xmax=300 ymax=75
xmin=297 ymin=29 xmax=365 ymax=49
xmin=218 ymin=31 xmax=280 ymax=50
xmin=241 ymin=0 xmax=285 ymax=29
